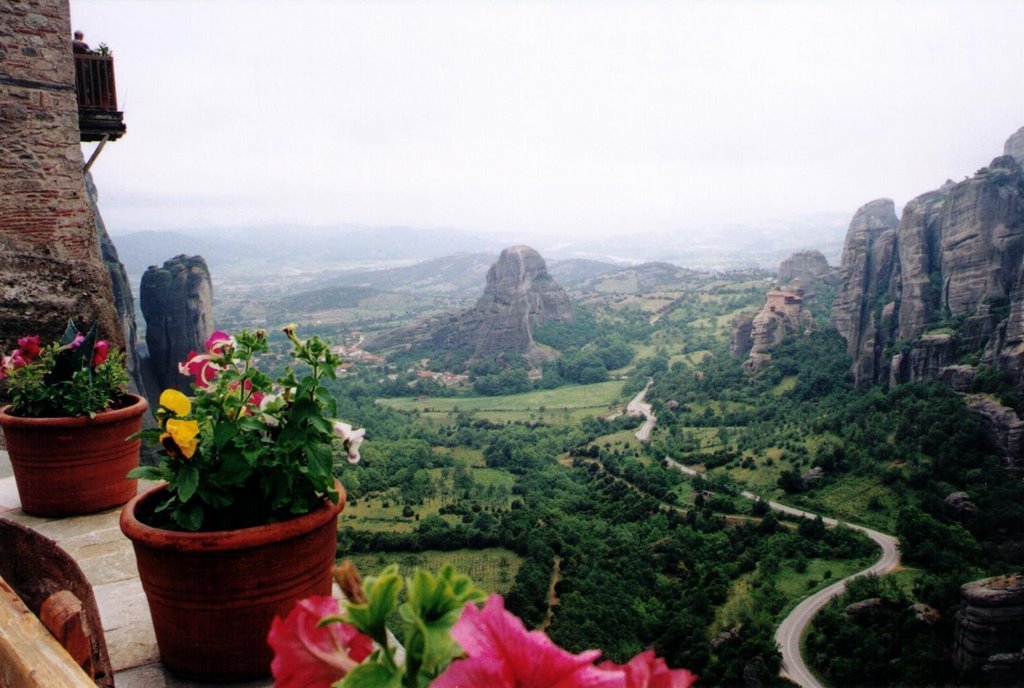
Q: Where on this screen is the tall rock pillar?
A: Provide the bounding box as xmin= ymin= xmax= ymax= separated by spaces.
xmin=140 ymin=256 xmax=214 ymax=392
xmin=0 ymin=0 xmax=123 ymax=352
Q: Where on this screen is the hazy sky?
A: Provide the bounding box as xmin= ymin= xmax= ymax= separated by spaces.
xmin=73 ymin=0 xmax=1023 ymax=239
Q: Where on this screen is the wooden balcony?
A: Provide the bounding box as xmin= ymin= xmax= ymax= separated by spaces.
xmin=74 ymin=54 xmax=126 ymax=142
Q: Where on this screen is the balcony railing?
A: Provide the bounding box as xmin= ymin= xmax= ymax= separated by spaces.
xmin=74 ymin=53 xmax=126 ymax=142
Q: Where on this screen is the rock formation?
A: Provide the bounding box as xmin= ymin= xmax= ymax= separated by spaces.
xmin=740 ymin=291 xmax=813 ymax=371
xmin=1005 ymin=126 xmax=1024 ymax=167
xmin=830 ymin=199 xmax=901 ymax=385
xmin=831 ymin=129 xmax=1024 ymax=387
xmin=86 ymin=173 xmax=145 ymax=396
xmin=952 ymin=573 xmax=1024 ymax=682
xmin=369 ymin=246 xmax=574 ymax=364
xmin=778 ymin=250 xmax=830 ymax=284
xmin=733 ymin=251 xmax=828 ymax=369
xmin=964 ymin=395 xmax=1024 ymax=468
xmin=140 ymin=256 xmax=215 ymax=391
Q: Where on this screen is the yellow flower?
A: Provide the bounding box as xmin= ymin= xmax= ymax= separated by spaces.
xmin=160 ymin=389 xmax=192 ymax=417
xmin=163 ymin=418 xmax=200 ymax=459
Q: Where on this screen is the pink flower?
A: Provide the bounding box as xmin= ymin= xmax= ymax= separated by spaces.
xmin=92 ymin=340 xmax=110 ymax=366
xmin=332 ymin=421 xmax=365 ymax=464
xmin=6 ymin=350 xmax=28 ymax=370
xmin=434 ymin=595 xmax=626 ymax=688
xmin=179 ymin=351 xmax=220 ymax=388
xmin=69 ymin=333 xmax=85 ymax=349
xmin=17 ymin=335 xmax=41 ymax=360
xmin=205 ymin=330 xmax=235 ymax=355
xmin=599 ymin=650 xmax=697 ymax=688
xmin=268 ymin=596 xmax=373 ymax=688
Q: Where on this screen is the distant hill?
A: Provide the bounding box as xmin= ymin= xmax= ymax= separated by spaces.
xmin=571 ymin=262 xmax=707 ymax=294
xmin=113 ymin=225 xmax=506 ymax=290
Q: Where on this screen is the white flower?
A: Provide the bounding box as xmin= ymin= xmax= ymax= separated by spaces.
xmin=332 ymin=421 xmax=365 ymax=464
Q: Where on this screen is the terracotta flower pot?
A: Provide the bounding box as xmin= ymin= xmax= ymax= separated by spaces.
xmin=0 ymin=393 xmax=148 ymax=517
xmin=119 ymin=480 xmax=346 ymax=682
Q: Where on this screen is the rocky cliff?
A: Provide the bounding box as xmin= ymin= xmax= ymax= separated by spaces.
xmin=832 ymin=130 xmax=1024 ymax=387
xmin=952 ymin=573 xmax=1024 ymax=683
xmin=140 ymin=255 xmax=215 ymax=391
xmin=86 ymin=173 xmax=145 ymax=397
xmin=369 ymin=246 xmax=574 ymax=364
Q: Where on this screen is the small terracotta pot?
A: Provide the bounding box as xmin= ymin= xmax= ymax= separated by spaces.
xmin=0 ymin=393 xmax=148 ymax=516
xmin=119 ymin=480 xmax=345 ymax=682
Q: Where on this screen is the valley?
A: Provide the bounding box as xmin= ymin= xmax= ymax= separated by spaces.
xmin=113 ymin=130 xmax=1024 ymax=687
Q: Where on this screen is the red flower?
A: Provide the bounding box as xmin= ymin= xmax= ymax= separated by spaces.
xmin=268 ymin=596 xmax=373 ymax=688
xmin=435 ymin=595 xmax=626 ymax=688
xmin=205 ymin=330 xmax=235 ymax=355
xmin=16 ymin=335 xmax=41 ymax=361
xmin=92 ymin=340 xmax=110 ymax=366
xmin=600 ymin=650 xmax=697 ymax=688
xmin=179 ymin=350 xmax=220 ymax=388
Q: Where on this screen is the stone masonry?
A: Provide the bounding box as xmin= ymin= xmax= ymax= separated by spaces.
xmin=0 ymin=0 xmax=123 ymax=352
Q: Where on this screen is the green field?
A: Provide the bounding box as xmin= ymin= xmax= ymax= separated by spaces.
xmin=378 ymin=380 xmax=627 ymax=424
xmin=712 ymin=555 xmax=873 ymax=634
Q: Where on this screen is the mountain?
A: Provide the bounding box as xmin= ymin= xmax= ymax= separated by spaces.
xmin=367 ymin=246 xmax=574 ymax=364
xmin=831 ymin=128 xmax=1024 ymax=389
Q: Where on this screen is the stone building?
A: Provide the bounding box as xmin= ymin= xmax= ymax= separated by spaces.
xmin=1 ymin=0 xmax=124 ymax=353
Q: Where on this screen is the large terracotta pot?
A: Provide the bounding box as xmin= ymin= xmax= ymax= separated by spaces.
xmin=119 ymin=480 xmax=346 ymax=682
xmin=0 ymin=393 xmax=148 ymax=517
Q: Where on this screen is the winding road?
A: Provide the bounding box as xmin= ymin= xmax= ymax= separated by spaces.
xmin=625 ymin=380 xmax=657 ymax=442
xmin=664 ymin=459 xmax=900 ymax=688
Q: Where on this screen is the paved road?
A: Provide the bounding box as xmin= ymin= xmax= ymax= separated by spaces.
xmin=626 ymin=380 xmax=657 ymax=442
xmin=664 ymin=459 xmax=900 ymax=688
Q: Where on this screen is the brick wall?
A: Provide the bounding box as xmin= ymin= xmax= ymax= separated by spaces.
xmin=0 ymin=0 xmax=124 ymax=351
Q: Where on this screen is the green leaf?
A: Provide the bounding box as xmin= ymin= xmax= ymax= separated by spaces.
xmin=338 ymin=660 xmax=402 ymax=688
xmin=345 ymin=565 xmax=402 ymax=645
xmin=213 ymin=421 xmax=237 ymax=449
xmin=177 ymin=464 xmax=200 ymax=502
xmin=173 ymin=501 xmax=204 ymax=531
xmin=127 ymin=465 xmax=167 ymax=481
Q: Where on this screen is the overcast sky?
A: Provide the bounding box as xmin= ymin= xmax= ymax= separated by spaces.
xmin=72 ymin=0 xmax=1023 ymax=239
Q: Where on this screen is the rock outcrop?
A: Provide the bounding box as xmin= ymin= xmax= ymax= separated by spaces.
xmin=369 ymin=246 xmax=574 ymax=364
xmin=140 ymin=256 xmax=215 ymax=391
xmin=832 ymin=129 xmax=1024 ymax=387
xmin=952 ymin=573 xmax=1024 ymax=681
xmin=778 ymin=250 xmax=830 ymax=284
xmin=741 ymin=291 xmax=813 ymax=371
xmin=733 ymin=251 xmax=830 ymax=369
xmin=964 ymin=395 xmax=1024 ymax=468
xmin=830 ymin=199 xmax=901 ymax=386
xmin=1006 ymin=126 xmax=1024 ymax=167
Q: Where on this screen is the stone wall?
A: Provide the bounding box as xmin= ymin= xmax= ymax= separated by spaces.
xmin=0 ymin=0 xmax=123 ymax=351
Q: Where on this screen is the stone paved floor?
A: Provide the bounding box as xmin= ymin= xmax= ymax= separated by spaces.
xmin=0 ymin=451 xmax=273 ymax=687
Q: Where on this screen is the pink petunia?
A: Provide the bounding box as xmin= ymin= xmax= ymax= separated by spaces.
xmin=205 ymin=330 xmax=235 ymax=355
xmin=599 ymin=650 xmax=697 ymax=688
xmin=268 ymin=596 xmax=373 ymax=688
xmin=69 ymin=333 xmax=85 ymax=349
xmin=17 ymin=335 xmax=41 ymax=360
xmin=92 ymin=340 xmax=110 ymax=366
xmin=179 ymin=351 xmax=220 ymax=388
xmin=434 ymin=595 xmax=626 ymax=688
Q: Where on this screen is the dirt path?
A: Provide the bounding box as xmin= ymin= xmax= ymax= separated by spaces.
xmin=539 ymin=556 xmax=562 ymax=632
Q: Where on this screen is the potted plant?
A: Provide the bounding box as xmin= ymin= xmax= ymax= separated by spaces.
xmin=120 ymin=326 xmax=365 ymax=682
xmin=0 ymin=321 xmax=146 ymax=516
xmin=267 ymin=562 xmax=698 ymax=688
